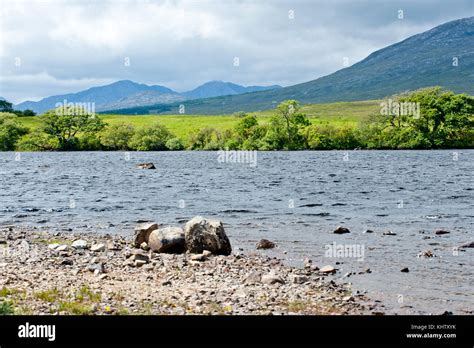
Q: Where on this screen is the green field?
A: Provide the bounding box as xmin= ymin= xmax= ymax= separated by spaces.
xmin=18 ymin=100 xmax=381 ymax=138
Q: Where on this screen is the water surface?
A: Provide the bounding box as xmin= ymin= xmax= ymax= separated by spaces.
xmin=0 ymin=150 xmax=472 ymax=314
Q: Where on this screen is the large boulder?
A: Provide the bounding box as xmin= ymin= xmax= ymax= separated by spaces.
xmin=148 ymin=227 xmax=185 ymax=254
xmin=133 ymin=223 xmax=158 ymax=247
xmin=184 ymin=216 xmax=232 ymax=255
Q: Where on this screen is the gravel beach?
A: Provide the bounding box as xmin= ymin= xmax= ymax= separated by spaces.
xmin=0 ymin=226 xmax=378 ymax=315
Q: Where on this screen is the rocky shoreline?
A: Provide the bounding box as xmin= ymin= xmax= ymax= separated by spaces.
xmin=0 ymin=223 xmax=379 ymax=315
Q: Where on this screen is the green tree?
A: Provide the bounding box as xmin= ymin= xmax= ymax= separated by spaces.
xmin=0 ymin=100 xmax=14 ymax=113
xmin=40 ymin=106 xmax=105 ymax=150
xmin=16 ymin=131 xmax=59 ymax=151
xmin=401 ymin=87 xmax=474 ymax=147
xmin=265 ymin=100 xmax=310 ymax=150
xmin=165 ymin=137 xmax=185 ymax=150
xmin=0 ymin=112 xmax=29 ymax=150
xmin=128 ymin=123 xmax=173 ymax=151
xmin=100 ymin=123 xmax=135 ymax=150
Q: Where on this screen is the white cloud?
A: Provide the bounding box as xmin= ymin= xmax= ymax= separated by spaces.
xmin=0 ymin=0 xmax=472 ymax=103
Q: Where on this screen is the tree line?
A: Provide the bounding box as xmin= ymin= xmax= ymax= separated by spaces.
xmin=1 ymin=87 xmax=473 ymax=151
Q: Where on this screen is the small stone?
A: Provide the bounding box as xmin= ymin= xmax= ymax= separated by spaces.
xmin=71 ymin=239 xmax=88 ymax=249
xmin=107 ymin=241 xmax=121 ymax=250
xmin=383 ymin=231 xmax=397 ymax=236
xmin=140 ymin=242 xmax=150 ymax=251
xmin=48 ymin=243 xmax=60 ymax=250
xmin=261 ymin=272 xmax=284 ymax=285
xmin=161 ymin=280 xmax=172 ymax=286
xmin=244 ymin=271 xmax=262 ymax=284
xmin=343 ymin=296 xmax=354 ymax=302
xmin=417 ymin=250 xmax=434 ymax=258
xmin=190 ymin=254 xmax=206 ymax=261
xmin=303 ymin=258 xmax=312 ymax=269
xmin=459 ymin=241 xmax=474 ymax=249
xmin=61 ymin=258 xmax=73 ymax=266
xmin=91 ymin=243 xmax=105 ymax=252
xmin=56 ymin=244 xmax=68 ymax=252
xmin=291 ymin=275 xmax=309 ymax=284
xmin=333 ymin=226 xmax=350 ymax=234
xmin=202 ymin=250 xmax=212 ymax=257
xmin=363 ymin=229 xmax=374 ymax=233
xmin=320 ymin=265 xmax=336 ymax=274
xmin=88 ymin=263 xmax=105 ymax=273
xmin=256 ymin=239 xmax=276 ymax=249
xmin=401 ymin=267 xmax=409 ymax=272
xmin=136 ymin=162 xmax=156 ymax=169
xmin=134 ymin=260 xmax=147 ymax=267
xmin=435 ymin=229 xmax=450 ymax=235
xmin=130 ymin=252 xmax=150 ymax=263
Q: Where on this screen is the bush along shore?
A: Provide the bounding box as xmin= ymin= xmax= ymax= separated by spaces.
xmin=0 ymin=217 xmax=378 ymax=315
xmin=1 ymin=87 xmax=473 ymax=151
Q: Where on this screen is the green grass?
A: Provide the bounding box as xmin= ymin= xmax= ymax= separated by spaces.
xmin=0 ymin=300 xmax=15 ymax=315
xmin=18 ymin=100 xmax=381 ymax=138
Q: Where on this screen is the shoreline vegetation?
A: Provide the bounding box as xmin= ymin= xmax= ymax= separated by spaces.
xmin=0 ymin=221 xmax=376 ymax=315
xmin=1 ymin=87 xmax=473 ymax=152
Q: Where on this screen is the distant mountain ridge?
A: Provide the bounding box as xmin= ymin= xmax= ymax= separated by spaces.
xmin=106 ymin=16 xmax=474 ymax=115
xmin=14 ymin=80 xmax=281 ymax=114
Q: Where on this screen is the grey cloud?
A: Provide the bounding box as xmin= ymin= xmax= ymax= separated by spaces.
xmin=0 ymin=0 xmax=472 ymax=103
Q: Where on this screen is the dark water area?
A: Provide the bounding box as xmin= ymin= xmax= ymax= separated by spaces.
xmin=0 ymin=150 xmax=473 ymax=314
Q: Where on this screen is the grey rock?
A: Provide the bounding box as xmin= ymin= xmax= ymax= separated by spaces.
xmin=244 ymin=271 xmax=262 ymax=284
xmin=133 ymin=223 xmax=158 ymax=247
xmin=48 ymin=243 xmax=60 ymax=250
xmin=383 ymin=231 xmax=397 ymax=236
xmin=136 ymin=162 xmax=156 ymax=169
xmin=184 ymin=216 xmax=232 ymax=255
xmin=333 ymin=226 xmax=351 ymax=234
xmin=129 ymin=252 xmax=150 ymax=263
xmin=256 ymin=239 xmax=276 ymax=249
xmin=71 ymin=239 xmax=88 ymax=249
xmin=417 ymin=250 xmax=434 ymax=258
xmin=459 ymin=241 xmax=474 ymax=249
xmin=88 ymin=263 xmax=105 ymax=273
xmin=320 ymin=265 xmax=336 ymax=274
xmin=90 ymin=243 xmax=105 ymax=252
xmin=435 ymin=229 xmax=450 ymax=235
xmin=54 ymin=244 xmax=69 ymax=251
xmin=148 ymin=227 xmax=185 ymax=253
xmin=401 ymin=267 xmax=409 ymax=272
xmin=61 ymin=258 xmax=73 ymax=266
xmin=291 ymin=275 xmax=309 ymax=284
xmin=261 ymin=272 xmax=284 ymax=285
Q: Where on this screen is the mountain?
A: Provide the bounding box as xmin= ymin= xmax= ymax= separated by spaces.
xmin=15 ymin=80 xmax=177 ymax=114
xmin=182 ymin=81 xmax=281 ymax=99
xmin=14 ymin=80 xmax=281 ymax=114
xmin=107 ymin=16 xmax=474 ymax=115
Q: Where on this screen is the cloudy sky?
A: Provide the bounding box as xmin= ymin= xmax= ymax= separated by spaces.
xmin=0 ymin=0 xmax=472 ymax=104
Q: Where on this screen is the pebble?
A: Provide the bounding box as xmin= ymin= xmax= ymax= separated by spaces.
xmin=91 ymin=243 xmax=106 ymax=252
xmin=71 ymin=240 xmax=88 ymax=250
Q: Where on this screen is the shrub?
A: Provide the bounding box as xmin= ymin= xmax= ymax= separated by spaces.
xmin=165 ymin=137 xmax=185 ymax=150
xmin=128 ymin=123 xmax=173 ymax=151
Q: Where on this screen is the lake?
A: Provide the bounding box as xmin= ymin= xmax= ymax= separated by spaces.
xmin=0 ymin=150 xmax=473 ymax=314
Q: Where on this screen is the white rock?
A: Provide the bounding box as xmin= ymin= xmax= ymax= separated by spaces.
xmin=56 ymin=244 xmax=68 ymax=252
xmin=71 ymin=239 xmax=88 ymax=249
xmin=91 ymin=243 xmax=105 ymax=252
xmin=48 ymin=243 xmax=60 ymax=250
xmin=320 ymin=265 xmax=336 ymax=274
